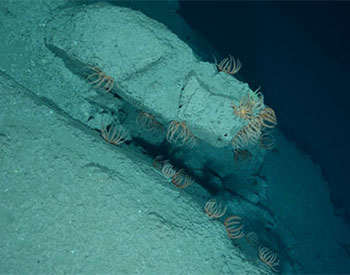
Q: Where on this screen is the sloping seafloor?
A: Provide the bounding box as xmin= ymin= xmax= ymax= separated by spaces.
xmin=0 ymin=1 xmax=349 ymax=274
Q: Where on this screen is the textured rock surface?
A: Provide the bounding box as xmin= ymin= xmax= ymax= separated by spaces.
xmin=44 ymin=2 xmax=255 ymax=148
xmin=0 ymin=71 xmax=267 ymax=274
xmin=3 ymin=1 xmax=349 ymax=274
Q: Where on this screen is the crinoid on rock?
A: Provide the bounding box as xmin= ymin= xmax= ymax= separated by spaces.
xmin=231 ymin=96 xmax=253 ymax=121
xmin=259 ymin=106 xmax=277 ymax=129
xmin=136 ymin=111 xmax=163 ymax=131
xmin=248 ymin=87 xmax=265 ymax=112
xmin=171 ymin=169 xmax=193 ymax=189
xmin=152 ymin=155 xmax=167 ymax=171
xmin=152 ymin=156 xmax=178 ymax=178
xmin=166 ymin=121 xmax=197 ymax=148
xmin=232 ymin=116 xmax=262 ymax=150
xmin=259 ymin=130 xmax=277 ymax=150
xmin=204 ymin=199 xmax=227 ymax=219
xmin=101 ymin=122 xmax=128 ymax=145
xmin=214 ymin=54 xmax=242 ymax=75
xmin=224 ymin=215 xmax=245 ymax=239
xmin=245 ymin=231 xmax=260 ymax=247
xmin=258 ymin=246 xmax=280 ymax=272
xmin=85 ymin=66 xmax=114 ymax=92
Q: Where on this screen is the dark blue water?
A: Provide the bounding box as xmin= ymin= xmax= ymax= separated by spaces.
xmin=179 ymin=1 xmax=350 ymax=218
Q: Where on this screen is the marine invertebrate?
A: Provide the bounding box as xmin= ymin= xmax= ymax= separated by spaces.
xmin=166 ymin=121 xmax=197 ymax=148
xmin=244 ymin=117 xmax=263 ymax=144
xmin=101 ymin=122 xmax=128 ymax=145
xmin=171 ymin=169 xmax=193 ymax=189
xmin=214 ymin=54 xmax=242 ymax=75
xmin=161 ymin=162 xmax=177 ymax=178
xmin=259 ymin=130 xmax=277 ymax=150
xmin=231 ymin=96 xmax=253 ymax=120
xmin=259 ymin=106 xmax=277 ymax=129
xmin=152 ymin=155 xmax=166 ymax=170
xmin=224 ymin=216 xmax=245 ymax=239
xmin=204 ymin=199 xmax=227 ymax=219
xmin=245 ymin=231 xmax=260 ymax=246
xmin=152 ymin=156 xmax=177 ymax=178
xmin=136 ymin=111 xmax=163 ymax=131
xmin=258 ymin=246 xmax=280 ymax=272
xmin=248 ymin=87 xmax=265 ymax=112
xmin=231 ymin=89 xmax=276 ymax=151
xmin=232 ymin=117 xmax=262 ymax=150
xmin=86 ymin=66 xmax=114 ymax=92
xmin=232 ymin=129 xmax=249 ymax=150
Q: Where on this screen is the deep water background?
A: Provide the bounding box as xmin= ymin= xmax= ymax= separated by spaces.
xmin=179 ymin=1 xmax=350 ymax=218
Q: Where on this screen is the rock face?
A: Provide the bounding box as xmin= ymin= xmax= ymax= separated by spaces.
xmin=1 ymin=1 xmax=350 ymax=274
xmin=45 ymin=2 xmax=260 ymax=149
xmin=0 ymin=1 xmax=271 ymax=274
xmin=0 ymin=69 xmax=266 ymax=274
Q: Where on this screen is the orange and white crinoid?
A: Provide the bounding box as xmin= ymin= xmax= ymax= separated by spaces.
xmin=166 ymin=121 xmax=197 ymax=148
xmin=204 ymin=199 xmax=227 ymax=219
xmin=136 ymin=111 xmax=163 ymax=131
xmin=101 ymin=122 xmax=128 ymax=145
xmin=231 ymin=96 xmax=253 ymax=121
xmin=258 ymin=246 xmax=280 ymax=272
xmin=86 ymin=66 xmax=114 ymax=92
xmin=214 ymin=54 xmax=242 ymax=75
xmin=224 ymin=216 xmax=245 ymax=239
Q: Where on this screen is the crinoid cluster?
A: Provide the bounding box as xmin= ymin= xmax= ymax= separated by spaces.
xmin=231 ymin=88 xmax=278 ymax=152
xmin=244 ymin=230 xmax=281 ymax=272
xmin=222 ymin=214 xmax=281 ymax=272
xmin=91 ymin=53 xmax=282 ymax=273
xmin=202 ymin=202 xmax=282 ymax=272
